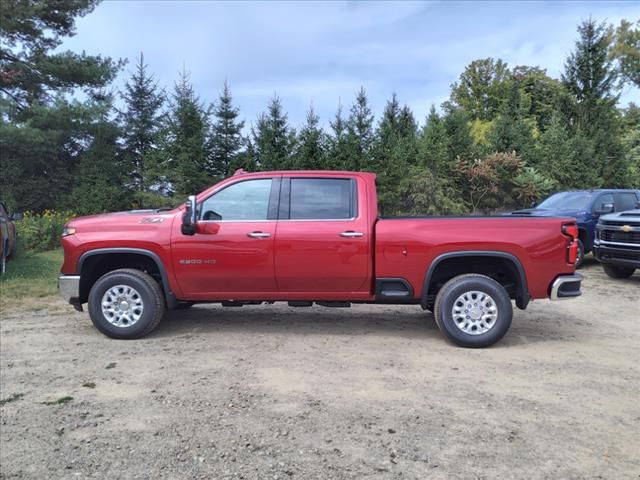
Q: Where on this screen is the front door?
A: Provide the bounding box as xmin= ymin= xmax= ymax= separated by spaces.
xmin=172 ymin=177 xmax=279 ymax=297
xmin=274 ymin=176 xmax=371 ymax=295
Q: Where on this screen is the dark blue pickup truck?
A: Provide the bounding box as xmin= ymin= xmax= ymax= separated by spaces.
xmin=510 ymin=189 xmax=640 ymax=267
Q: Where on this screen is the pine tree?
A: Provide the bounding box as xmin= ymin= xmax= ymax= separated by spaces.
xmin=373 ymin=95 xmax=418 ymax=213
xmin=120 ymin=52 xmax=164 ymax=197
xmin=158 ymin=69 xmax=212 ymax=197
xmin=70 ymin=94 xmax=130 ymax=214
xmin=562 ymin=19 xmax=619 ymax=134
xmin=327 ymin=102 xmax=350 ymax=170
xmin=489 ymin=82 xmax=537 ymax=163
xmin=209 ymin=81 xmax=245 ymax=177
xmin=0 ymin=0 xmax=122 ymax=211
xmin=294 ymin=105 xmax=325 ymax=169
xmin=562 ymin=19 xmax=627 ymax=186
xmin=346 ymin=87 xmax=374 ymax=170
xmin=419 ymin=106 xmax=449 ymax=174
xmin=252 ymin=95 xmax=292 ymax=170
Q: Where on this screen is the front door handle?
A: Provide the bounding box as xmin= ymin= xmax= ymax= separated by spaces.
xmin=247 ymin=231 xmax=271 ymax=239
xmin=340 ymin=231 xmax=364 ymax=238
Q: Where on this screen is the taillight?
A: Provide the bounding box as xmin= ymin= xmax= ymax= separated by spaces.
xmin=562 ymin=223 xmax=578 ymax=264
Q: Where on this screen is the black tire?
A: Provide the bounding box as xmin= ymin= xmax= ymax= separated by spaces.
xmin=575 ymin=239 xmax=585 ymax=269
xmin=175 ymin=301 xmax=195 ymax=310
xmin=88 ymin=268 xmax=165 ymax=339
xmin=603 ymin=264 xmax=635 ymax=279
xmin=433 ymin=274 xmax=512 ymax=348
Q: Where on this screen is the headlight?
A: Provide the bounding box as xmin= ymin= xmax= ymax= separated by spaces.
xmin=62 ymin=226 xmax=77 ymax=237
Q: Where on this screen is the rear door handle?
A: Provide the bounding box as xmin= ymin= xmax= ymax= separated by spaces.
xmin=340 ymin=231 xmax=364 ymax=238
xmin=247 ymin=231 xmax=271 ymax=239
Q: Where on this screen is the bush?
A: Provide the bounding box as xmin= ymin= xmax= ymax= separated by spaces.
xmin=17 ymin=210 xmax=76 ymax=253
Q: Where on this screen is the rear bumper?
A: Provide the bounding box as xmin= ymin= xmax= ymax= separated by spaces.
xmin=58 ymin=275 xmax=82 ymax=311
xmin=550 ymin=273 xmax=582 ymax=300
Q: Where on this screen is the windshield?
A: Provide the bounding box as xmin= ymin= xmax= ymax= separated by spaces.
xmin=537 ymin=192 xmax=595 ymax=211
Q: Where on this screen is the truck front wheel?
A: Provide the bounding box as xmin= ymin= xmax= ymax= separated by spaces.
xmin=88 ymin=268 xmax=165 ymax=339
xmin=433 ymin=274 xmax=512 ymax=348
xmin=603 ymin=264 xmax=635 ymax=279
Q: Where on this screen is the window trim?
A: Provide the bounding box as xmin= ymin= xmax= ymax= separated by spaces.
xmin=197 ymin=177 xmax=280 ymax=223
xmin=280 ymin=177 xmax=359 ymax=222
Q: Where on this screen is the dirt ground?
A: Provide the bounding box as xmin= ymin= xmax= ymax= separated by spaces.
xmin=1 ymin=259 xmax=639 ymax=479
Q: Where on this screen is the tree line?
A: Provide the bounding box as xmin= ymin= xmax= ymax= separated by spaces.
xmin=1 ymin=1 xmax=638 ymax=216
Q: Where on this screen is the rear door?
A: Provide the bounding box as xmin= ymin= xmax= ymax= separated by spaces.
xmin=274 ymin=176 xmax=371 ymax=295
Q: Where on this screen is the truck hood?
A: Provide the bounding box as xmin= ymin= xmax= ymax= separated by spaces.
xmin=599 ymin=209 xmax=640 ymax=223
xmin=67 ymin=208 xmax=177 ymax=229
xmin=508 ymin=208 xmax=586 ymax=218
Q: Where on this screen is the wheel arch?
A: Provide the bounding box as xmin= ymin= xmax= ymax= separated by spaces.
xmin=77 ymin=248 xmax=177 ymax=308
xmin=422 ymin=251 xmax=530 ymax=310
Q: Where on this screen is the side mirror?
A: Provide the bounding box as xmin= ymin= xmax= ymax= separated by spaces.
xmin=529 ymin=201 xmax=537 ymax=208
xmin=636 ymin=201 xmax=640 ymax=209
xmin=181 ymin=195 xmax=197 ymax=235
xmin=594 ymin=202 xmax=614 ymax=215
xmin=10 ymin=212 xmax=23 ymax=221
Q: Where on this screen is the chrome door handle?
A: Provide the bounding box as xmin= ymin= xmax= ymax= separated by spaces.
xmin=340 ymin=231 xmax=364 ymax=238
xmin=247 ymin=231 xmax=271 ymax=239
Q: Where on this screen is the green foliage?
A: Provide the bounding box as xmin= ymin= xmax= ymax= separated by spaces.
xmin=294 ymin=105 xmax=326 ymax=169
xmin=120 ymin=53 xmax=165 ymax=196
xmin=512 ymin=167 xmax=556 ymax=208
xmin=157 ymin=69 xmax=213 ymax=196
xmin=611 ymin=20 xmax=640 ymax=88
xmin=17 ymin=210 xmax=75 ymax=253
xmin=252 ymin=95 xmax=293 ymax=170
xmin=454 ymin=152 xmax=524 ymax=213
xmin=450 ymin=58 xmax=511 ymax=120
xmin=346 ymin=87 xmax=375 ymax=170
xmin=209 ymin=80 xmax=245 ymax=176
xmin=0 ymin=3 xmax=638 ymax=218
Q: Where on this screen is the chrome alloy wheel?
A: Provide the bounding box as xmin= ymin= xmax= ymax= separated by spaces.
xmin=451 ymin=290 xmax=498 ymax=335
xmin=101 ymin=285 xmax=144 ymax=327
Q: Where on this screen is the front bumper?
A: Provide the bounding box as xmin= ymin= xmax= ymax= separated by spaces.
xmin=58 ymin=275 xmax=82 ymax=311
xmin=593 ymin=242 xmax=640 ymax=268
xmin=550 ymin=273 xmax=583 ymax=300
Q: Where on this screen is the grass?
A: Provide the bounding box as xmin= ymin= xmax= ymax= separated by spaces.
xmin=0 ymin=393 xmax=24 ymax=406
xmin=0 ymin=248 xmax=63 ymax=303
xmin=42 ymin=396 xmax=73 ymax=406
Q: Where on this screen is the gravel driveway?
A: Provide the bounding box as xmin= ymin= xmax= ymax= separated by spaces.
xmin=1 ymin=259 xmax=639 ymax=479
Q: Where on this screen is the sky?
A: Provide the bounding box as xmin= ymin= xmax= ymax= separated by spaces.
xmin=61 ymin=0 xmax=639 ymax=129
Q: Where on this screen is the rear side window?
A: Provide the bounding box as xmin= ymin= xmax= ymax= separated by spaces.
xmin=614 ymin=193 xmax=638 ymax=212
xmin=289 ymin=178 xmax=356 ymax=220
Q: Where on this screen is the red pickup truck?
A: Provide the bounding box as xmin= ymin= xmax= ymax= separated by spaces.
xmin=59 ymin=170 xmax=582 ymax=347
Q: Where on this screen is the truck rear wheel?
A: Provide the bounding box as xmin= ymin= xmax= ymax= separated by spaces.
xmin=88 ymin=268 xmax=165 ymax=339
xmin=603 ymin=264 xmax=635 ymax=279
xmin=433 ymin=274 xmax=512 ymax=348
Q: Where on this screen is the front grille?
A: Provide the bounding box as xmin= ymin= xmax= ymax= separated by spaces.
xmin=600 ymin=230 xmax=640 ymax=244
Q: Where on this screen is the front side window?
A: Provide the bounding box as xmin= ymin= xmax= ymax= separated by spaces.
xmin=289 ymin=178 xmax=355 ymax=220
xmin=200 ymin=179 xmax=272 ymax=221
xmin=614 ymin=193 xmax=638 ymax=212
xmin=594 ymin=194 xmax=614 ymax=212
